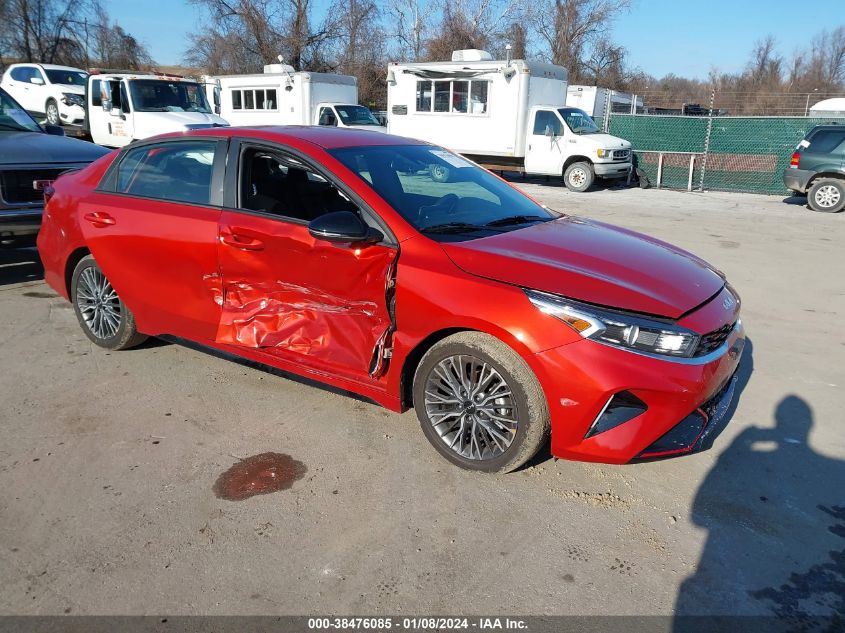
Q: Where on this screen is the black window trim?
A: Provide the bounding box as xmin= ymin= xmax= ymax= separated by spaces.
xmin=223 ymin=137 xmax=398 ymax=247
xmin=96 ymin=136 xmax=229 ymax=208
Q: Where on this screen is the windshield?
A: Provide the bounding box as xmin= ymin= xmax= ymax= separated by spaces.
xmin=0 ymin=88 xmax=41 ymax=132
xmin=558 ymin=108 xmax=600 ymax=135
xmin=128 ymin=80 xmax=211 ymax=113
xmin=330 ymin=144 xmax=557 ymax=241
xmin=45 ymin=69 xmax=87 ymax=86
xmin=335 ymin=105 xmax=381 ymax=126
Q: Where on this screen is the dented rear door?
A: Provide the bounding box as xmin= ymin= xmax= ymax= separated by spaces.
xmin=216 ymin=209 xmax=397 ymax=383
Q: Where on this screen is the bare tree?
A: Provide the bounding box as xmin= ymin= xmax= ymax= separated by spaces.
xmin=425 ymin=0 xmax=524 ymax=61
xmin=387 ymin=0 xmax=435 ymax=61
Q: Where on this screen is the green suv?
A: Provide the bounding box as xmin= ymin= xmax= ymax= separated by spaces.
xmin=783 ymin=124 xmax=845 ymax=212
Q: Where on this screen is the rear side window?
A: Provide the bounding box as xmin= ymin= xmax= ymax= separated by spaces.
xmin=807 ymin=130 xmax=845 ymax=154
xmin=112 ymin=141 xmax=217 ymax=205
xmin=10 ymin=67 xmax=32 ymax=82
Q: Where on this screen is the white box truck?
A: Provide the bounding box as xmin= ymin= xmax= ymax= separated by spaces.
xmin=386 ymin=50 xmax=632 ymax=191
xmin=84 ymin=71 xmax=229 ymax=148
xmin=207 ymin=64 xmax=386 ymax=131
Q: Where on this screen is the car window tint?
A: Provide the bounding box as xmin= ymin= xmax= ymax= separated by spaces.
xmin=807 ymin=130 xmax=845 ymax=153
xmin=239 ymin=147 xmax=358 ymax=222
xmin=115 ymin=141 xmax=217 ymax=205
xmin=533 ymin=110 xmax=562 ymax=136
xmin=10 ymin=67 xmax=30 ymax=82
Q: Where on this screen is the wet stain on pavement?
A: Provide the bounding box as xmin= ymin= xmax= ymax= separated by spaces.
xmin=213 ymin=452 xmax=306 ymax=501
xmin=22 ymin=291 xmax=58 ymax=299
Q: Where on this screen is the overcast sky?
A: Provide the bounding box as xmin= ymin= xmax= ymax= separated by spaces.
xmin=105 ymin=0 xmax=844 ymax=78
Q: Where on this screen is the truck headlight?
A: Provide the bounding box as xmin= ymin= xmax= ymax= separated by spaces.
xmin=597 ymin=149 xmax=612 ymax=158
xmin=525 ymin=289 xmax=701 ymax=358
xmin=61 ymin=92 xmax=84 ymax=107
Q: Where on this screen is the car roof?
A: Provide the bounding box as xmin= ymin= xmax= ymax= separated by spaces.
xmin=11 ymin=63 xmax=86 ymax=72
xmin=183 ymin=126 xmax=428 ymax=150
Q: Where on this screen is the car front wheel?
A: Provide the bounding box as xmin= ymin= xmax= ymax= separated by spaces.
xmin=807 ymin=178 xmax=845 ymax=213
xmin=564 ymin=161 xmax=594 ymax=192
xmin=45 ymin=99 xmax=60 ymax=126
xmin=71 ymin=255 xmax=147 ymax=350
xmin=412 ymin=332 xmax=550 ymax=473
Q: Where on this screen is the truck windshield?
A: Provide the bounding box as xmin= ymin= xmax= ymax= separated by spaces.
xmin=330 ymin=144 xmax=557 ymax=241
xmin=0 ymin=88 xmax=41 ymax=132
xmin=128 ymin=80 xmax=212 ymax=113
xmin=335 ymin=105 xmax=381 ymax=126
xmin=558 ymin=108 xmax=600 ymax=135
xmin=45 ymin=70 xmax=87 ymax=86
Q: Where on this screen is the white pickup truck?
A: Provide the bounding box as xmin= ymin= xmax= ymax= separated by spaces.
xmin=386 ymin=50 xmax=632 ymax=191
xmin=84 ymin=71 xmax=228 ymax=147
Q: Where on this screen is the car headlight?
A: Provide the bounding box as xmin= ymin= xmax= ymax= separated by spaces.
xmin=596 ymin=149 xmax=612 ymax=158
xmin=61 ymin=92 xmax=84 ymax=107
xmin=525 ymin=289 xmax=701 ymax=358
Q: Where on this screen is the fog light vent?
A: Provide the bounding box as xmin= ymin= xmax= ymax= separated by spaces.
xmin=584 ymin=391 xmax=648 ymax=439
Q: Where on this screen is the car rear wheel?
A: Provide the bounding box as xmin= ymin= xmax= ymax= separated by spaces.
xmin=45 ymin=99 xmax=60 ymax=126
xmin=807 ymin=178 xmax=845 ymax=213
xmin=564 ymin=161 xmax=594 ymax=192
xmin=71 ymin=255 xmax=147 ymax=350
xmin=412 ymin=332 xmax=550 ymax=473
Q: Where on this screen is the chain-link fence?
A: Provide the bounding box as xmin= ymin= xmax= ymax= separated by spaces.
xmin=606 ymin=114 xmax=845 ymax=194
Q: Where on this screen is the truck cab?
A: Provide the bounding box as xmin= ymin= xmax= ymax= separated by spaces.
xmin=84 ymin=72 xmax=229 ymax=147
xmin=315 ymin=103 xmax=386 ymax=131
xmin=525 ymin=106 xmax=631 ymax=189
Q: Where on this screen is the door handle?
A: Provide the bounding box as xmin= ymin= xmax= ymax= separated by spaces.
xmin=220 ymin=229 xmax=264 ymax=251
xmin=83 ymin=212 xmax=116 ymax=227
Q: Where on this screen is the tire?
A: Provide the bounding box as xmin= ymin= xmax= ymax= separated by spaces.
xmin=564 ymin=161 xmax=594 ymax=192
xmin=636 ymin=168 xmax=651 ymax=189
xmin=45 ymin=99 xmax=60 ymax=126
xmin=807 ymin=178 xmax=845 ymax=213
xmin=71 ymin=255 xmax=147 ymax=350
xmin=429 ymin=163 xmax=451 ymax=183
xmin=412 ymin=332 xmax=550 ymax=474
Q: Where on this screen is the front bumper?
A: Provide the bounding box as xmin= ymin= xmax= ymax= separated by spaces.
xmin=0 ymin=208 xmax=42 ymax=246
xmin=594 ymin=161 xmax=633 ymax=179
xmin=782 ymin=167 xmax=813 ymax=193
xmin=59 ymin=103 xmax=85 ymax=126
xmin=532 ymin=310 xmax=745 ymax=464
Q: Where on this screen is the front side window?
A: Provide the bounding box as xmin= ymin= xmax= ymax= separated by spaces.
xmin=128 ymin=80 xmax=211 ymax=113
xmin=533 ymin=110 xmax=562 ymax=136
xmin=330 ymin=144 xmax=555 ymax=242
xmin=239 ymin=147 xmax=357 ymax=222
xmin=318 ymin=107 xmax=338 ymax=126
xmin=91 ymin=79 xmax=102 ymax=106
xmin=113 ymin=141 xmax=217 ymax=205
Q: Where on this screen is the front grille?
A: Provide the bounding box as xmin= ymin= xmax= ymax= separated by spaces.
xmin=694 ymin=320 xmax=736 ymax=357
xmin=613 ymin=149 xmax=630 ymax=160
xmin=0 ymin=168 xmax=67 ymax=204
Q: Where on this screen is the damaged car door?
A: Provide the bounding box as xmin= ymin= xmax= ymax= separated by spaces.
xmin=216 ymin=142 xmax=397 ymax=384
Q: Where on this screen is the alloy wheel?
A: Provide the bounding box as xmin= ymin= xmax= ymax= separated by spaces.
xmin=814 ymin=185 xmax=841 ymax=209
xmin=46 ymin=103 xmax=59 ymax=126
xmin=76 ymin=266 xmax=121 ymax=340
xmin=424 ymin=354 xmax=518 ymax=461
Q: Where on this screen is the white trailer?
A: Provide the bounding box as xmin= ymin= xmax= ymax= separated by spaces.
xmin=386 ymin=50 xmax=632 ymax=190
xmin=566 ymin=86 xmax=644 ymax=119
xmin=84 ymin=72 xmax=229 ymax=148
xmin=208 ymin=64 xmax=386 ymax=131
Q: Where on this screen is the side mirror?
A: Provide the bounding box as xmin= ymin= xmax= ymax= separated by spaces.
xmin=102 ymin=98 xmax=112 ymax=112
xmin=43 ymin=124 xmax=65 ymax=136
xmin=30 ymin=77 xmax=44 ymax=85
xmin=308 ymin=211 xmax=383 ymax=244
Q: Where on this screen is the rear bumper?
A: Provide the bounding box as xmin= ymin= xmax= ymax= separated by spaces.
xmin=532 ymin=319 xmax=745 ymax=464
xmin=594 ymin=161 xmax=632 ymax=179
xmin=782 ymin=168 xmax=813 ymax=193
xmin=0 ymin=208 xmax=42 ymax=246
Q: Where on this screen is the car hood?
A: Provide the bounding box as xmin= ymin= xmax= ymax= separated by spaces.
xmin=575 ymin=133 xmax=631 ymax=149
xmin=347 ymin=124 xmax=387 ymax=133
xmin=0 ymin=131 xmax=110 ymax=165
xmin=55 ymin=84 xmax=84 ymax=95
xmin=441 ymin=216 xmax=724 ymax=318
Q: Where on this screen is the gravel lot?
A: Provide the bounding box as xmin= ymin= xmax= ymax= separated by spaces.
xmin=1 ymin=184 xmax=843 ymax=620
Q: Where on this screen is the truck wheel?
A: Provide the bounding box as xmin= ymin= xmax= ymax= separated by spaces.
xmin=564 ymin=162 xmax=594 ymax=192
xmin=807 ymin=178 xmax=845 ymax=213
xmin=45 ymin=99 xmax=60 ymax=126
xmin=429 ymin=164 xmax=451 ymax=183
xmin=412 ymin=332 xmax=550 ymax=474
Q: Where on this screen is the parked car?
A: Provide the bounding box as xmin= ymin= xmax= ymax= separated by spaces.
xmin=1 ymin=63 xmax=88 ymax=127
xmin=0 ymin=87 xmax=109 ymax=248
xmin=37 ymin=127 xmax=744 ymax=472
xmin=783 ymin=123 xmax=845 ymax=213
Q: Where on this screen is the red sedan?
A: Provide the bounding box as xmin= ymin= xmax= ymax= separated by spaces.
xmin=37 ymin=127 xmax=745 ymax=473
